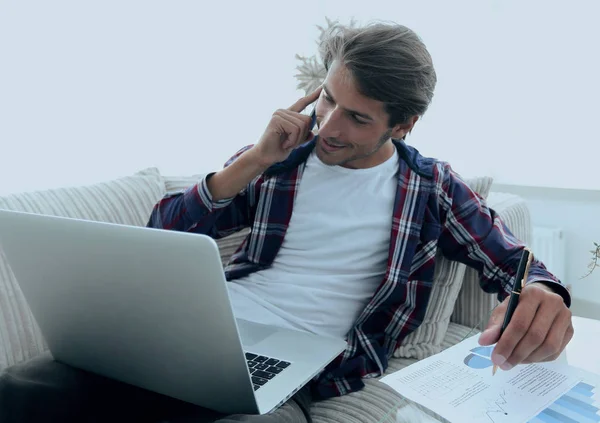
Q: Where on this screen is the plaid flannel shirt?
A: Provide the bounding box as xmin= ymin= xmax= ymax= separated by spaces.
xmin=146 ymin=139 xmax=570 ymax=400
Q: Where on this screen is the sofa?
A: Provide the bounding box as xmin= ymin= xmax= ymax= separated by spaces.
xmin=0 ymin=167 xmax=532 ymax=422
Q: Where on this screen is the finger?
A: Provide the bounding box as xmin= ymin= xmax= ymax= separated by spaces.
xmin=271 ymin=114 xmax=302 ymax=150
xmin=285 ymin=109 xmax=316 ymax=143
xmin=524 ymin=307 xmax=572 ymax=364
xmin=288 ymin=85 xmax=323 ymax=113
xmin=276 ymin=110 xmax=312 ymax=148
xmin=478 ymin=300 xmax=508 ymax=346
xmin=479 ymin=325 xmax=501 ymax=347
xmin=491 ymin=292 xmax=540 ymax=368
xmin=503 ymin=298 xmax=560 ymax=368
xmin=274 ymin=112 xmax=312 ymax=149
xmin=542 ymin=321 xmax=574 ymax=362
xmin=276 ymin=111 xmax=305 ymax=149
xmin=538 ymin=323 xmax=573 ymax=363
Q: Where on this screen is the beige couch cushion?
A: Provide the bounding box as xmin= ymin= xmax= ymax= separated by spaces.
xmin=162 ymin=173 xmax=205 ymax=195
xmin=0 ymin=168 xmax=166 ymax=371
xmin=0 ymin=168 xmax=164 ymax=226
xmin=310 ymin=323 xmax=474 ymax=422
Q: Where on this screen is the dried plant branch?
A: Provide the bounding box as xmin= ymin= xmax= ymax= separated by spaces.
xmin=294 ymin=17 xmax=357 ymax=95
xmin=294 ymin=54 xmax=326 ymax=93
xmin=582 ymin=242 xmax=600 ymax=279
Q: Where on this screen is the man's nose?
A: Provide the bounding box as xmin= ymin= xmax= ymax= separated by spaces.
xmin=318 ymin=109 xmax=342 ymax=139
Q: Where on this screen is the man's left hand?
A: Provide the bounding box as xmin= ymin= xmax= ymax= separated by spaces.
xmin=478 ymin=282 xmax=574 ymax=371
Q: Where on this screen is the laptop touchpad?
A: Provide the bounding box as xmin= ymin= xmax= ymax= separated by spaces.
xmin=236 ymin=319 xmax=279 ymax=347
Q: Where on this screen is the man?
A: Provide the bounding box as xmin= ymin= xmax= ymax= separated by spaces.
xmin=0 ymin=21 xmax=573 ymax=423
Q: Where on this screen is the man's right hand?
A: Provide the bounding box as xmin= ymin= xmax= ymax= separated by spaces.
xmin=206 ymin=86 xmax=322 ymax=202
xmin=250 ymin=86 xmax=322 ymax=167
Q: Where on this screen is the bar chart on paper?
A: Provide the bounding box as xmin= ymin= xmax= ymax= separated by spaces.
xmin=528 ymin=379 xmax=600 ymax=423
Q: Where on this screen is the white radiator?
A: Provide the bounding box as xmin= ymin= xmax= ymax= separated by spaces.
xmin=530 ymin=226 xmax=566 ymax=283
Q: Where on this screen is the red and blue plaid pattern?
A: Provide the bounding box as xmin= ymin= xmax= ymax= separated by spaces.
xmin=147 ymin=139 xmax=569 ymax=399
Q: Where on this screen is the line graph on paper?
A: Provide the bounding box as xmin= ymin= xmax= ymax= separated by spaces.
xmin=464 ymin=389 xmax=517 ymax=423
xmin=483 ymin=390 xmax=510 ymax=423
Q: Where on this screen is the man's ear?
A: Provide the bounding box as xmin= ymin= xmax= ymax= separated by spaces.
xmin=391 ymin=115 xmax=419 ymax=140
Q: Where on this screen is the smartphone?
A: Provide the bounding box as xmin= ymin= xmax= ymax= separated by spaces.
xmin=308 ymin=105 xmax=318 ymax=140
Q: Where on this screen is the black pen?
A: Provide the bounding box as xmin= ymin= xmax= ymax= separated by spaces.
xmin=493 ymin=247 xmax=534 ymax=375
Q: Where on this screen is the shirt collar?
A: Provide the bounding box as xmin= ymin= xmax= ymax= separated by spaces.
xmin=263 ymin=136 xmax=435 ymax=179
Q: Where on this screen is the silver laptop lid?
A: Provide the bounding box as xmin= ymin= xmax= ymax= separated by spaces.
xmin=0 ymin=209 xmax=258 ymax=414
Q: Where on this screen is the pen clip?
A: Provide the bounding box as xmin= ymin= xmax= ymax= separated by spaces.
xmin=515 ymin=248 xmax=533 ymax=291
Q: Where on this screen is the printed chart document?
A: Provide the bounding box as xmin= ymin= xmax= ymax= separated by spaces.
xmin=381 ymin=334 xmax=600 ymax=423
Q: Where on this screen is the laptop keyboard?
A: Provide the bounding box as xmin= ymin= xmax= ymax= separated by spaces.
xmin=245 ymin=352 xmax=291 ymax=391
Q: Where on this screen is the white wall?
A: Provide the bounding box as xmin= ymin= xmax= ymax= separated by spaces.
xmin=1 ymin=0 xmax=599 ymax=196
xmin=0 ymin=0 xmax=597 ymax=314
xmin=493 ymin=183 xmax=600 ymax=319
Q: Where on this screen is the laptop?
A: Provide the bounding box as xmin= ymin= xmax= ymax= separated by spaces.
xmin=0 ymin=209 xmax=347 ymax=415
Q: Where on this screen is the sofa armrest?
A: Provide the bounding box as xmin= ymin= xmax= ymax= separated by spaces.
xmin=450 ymin=192 xmax=532 ymax=329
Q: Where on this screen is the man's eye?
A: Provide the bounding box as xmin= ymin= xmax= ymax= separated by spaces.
xmin=352 ymin=115 xmax=367 ymax=125
xmin=323 ymin=95 xmax=333 ymax=103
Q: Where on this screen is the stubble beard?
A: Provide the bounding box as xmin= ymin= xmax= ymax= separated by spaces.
xmin=319 ymin=128 xmax=394 ymax=168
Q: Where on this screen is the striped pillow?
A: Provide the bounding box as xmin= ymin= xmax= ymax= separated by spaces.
xmin=309 ymin=323 xmax=474 ymax=423
xmin=0 ymin=168 xmax=166 ymax=371
xmin=162 ymin=173 xmax=205 ymax=195
xmin=0 ymin=168 xmax=165 ymax=226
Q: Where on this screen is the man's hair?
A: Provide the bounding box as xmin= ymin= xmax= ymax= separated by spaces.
xmin=319 ymin=22 xmax=437 ymax=127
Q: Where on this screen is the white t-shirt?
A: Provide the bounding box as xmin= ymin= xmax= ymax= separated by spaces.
xmin=227 ymin=149 xmax=399 ymax=339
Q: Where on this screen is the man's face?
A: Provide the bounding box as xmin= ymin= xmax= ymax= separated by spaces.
xmin=314 ymin=60 xmax=416 ymax=169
